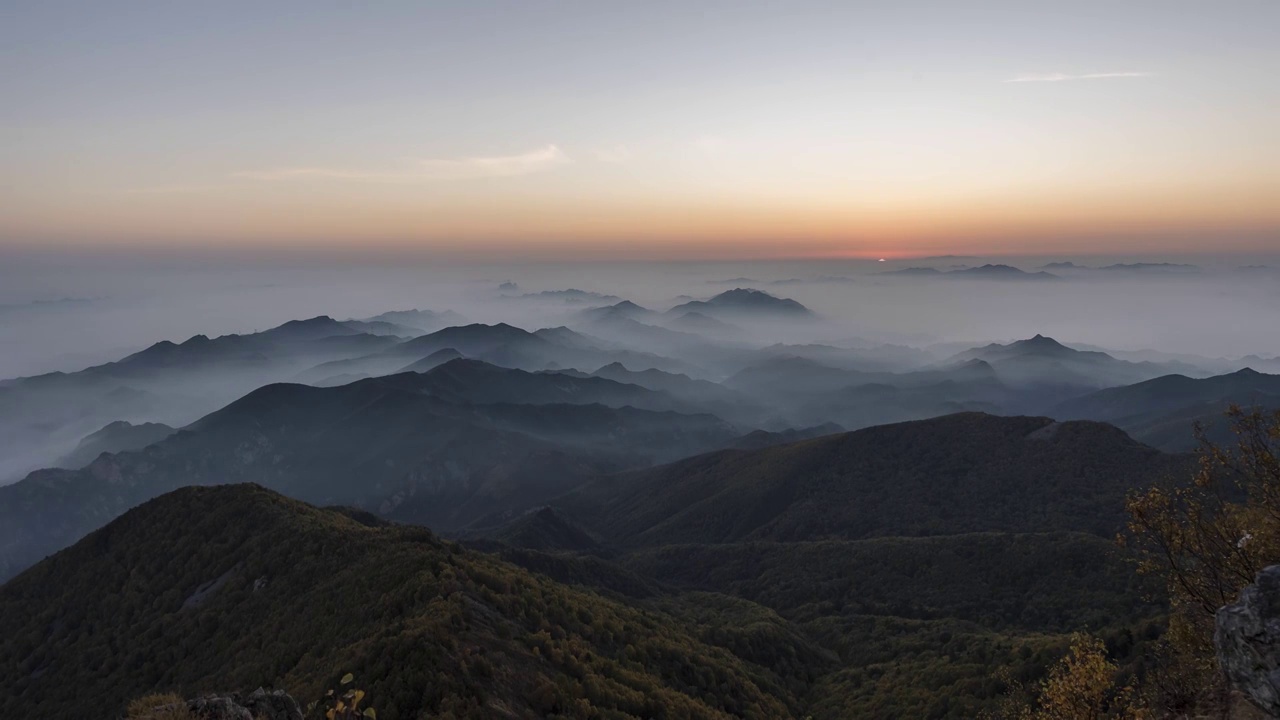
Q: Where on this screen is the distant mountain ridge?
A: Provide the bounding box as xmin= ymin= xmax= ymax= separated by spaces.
xmin=945 ymin=334 xmax=1188 ymax=392
xmin=302 ymin=321 xmax=702 ymax=382
xmin=1053 ymin=367 xmax=1280 ymax=450
xmin=0 ymin=359 xmax=750 ymax=581
xmin=518 ymin=288 xmax=621 ymax=303
xmin=665 ymin=311 xmax=743 ymax=335
xmin=882 ymin=264 xmax=1060 ymax=280
xmin=949 ymin=264 xmax=1061 ymax=280
xmin=1098 ymin=262 xmax=1199 ymax=273
xmin=105 ymin=316 xmax=382 ymax=374
xmin=0 ymin=315 xmax=416 ymax=481
xmin=576 ymin=300 xmax=655 ymax=323
xmin=56 ymin=420 xmax=176 ymax=469
xmin=1034 ymin=262 xmax=1200 ymax=273
xmin=359 ymin=308 xmax=466 ymax=333
xmin=667 ymin=288 xmax=813 ymax=318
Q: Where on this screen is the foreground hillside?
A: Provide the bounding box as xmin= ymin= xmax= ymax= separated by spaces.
xmin=0 ymin=485 xmax=799 ymax=720
xmin=1 ymin=483 xmax=1165 ymax=720
xmin=0 ymin=409 xmax=1191 ymax=719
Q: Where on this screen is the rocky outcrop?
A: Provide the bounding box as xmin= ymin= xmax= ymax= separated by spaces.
xmin=1215 ymin=565 xmax=1280 ymax=717
xmin=186 ymin=688 xmax=303 ymax=720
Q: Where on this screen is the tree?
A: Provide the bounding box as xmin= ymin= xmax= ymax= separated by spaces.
xmin=983 ymin=635 xmax=1143 ymax=720
xmin=1123 ymin=406 xmax=1280 ymax=715
xmin=307 ymin=673 xmax=376 ymax=720
xmin=1022 ymin=634 xmax=1143 ymax=720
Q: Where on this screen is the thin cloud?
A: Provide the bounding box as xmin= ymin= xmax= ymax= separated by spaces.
xmin=420 ymin=144 xmax=570 ymax=178
xmin=238 ymin=145 xmax=571 ymax=182
xmin=1004 ymin=71 xmax=1152 ymax=83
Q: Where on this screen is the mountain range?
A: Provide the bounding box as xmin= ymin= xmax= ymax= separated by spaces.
xmin=0 ymin=358 xmax=754 ymax=582
xmin=1 ymin=410 xmax=1181 ymax=719
xmin=0 ymin=315 xmax=413 ymax=481
xmin=55 ymin=420 xmax=176 ymax=469
xmin=944 ymin=334 xmax=1192 ymax=392
xmin=882 ymin=264 xmax=1060 ymax=281
xmin=1 ymin=298 xmax=1273 ymax=718
xmin=358 ymin=308 xmax=467 ymax=333
xmin=1054 ymin=367 xmax=1280 ymax=450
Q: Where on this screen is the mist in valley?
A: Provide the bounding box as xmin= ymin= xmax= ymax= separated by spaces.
xmin=2 ymin=249 xmax=1278 ymax=488
xmin=5 ymin=252 xmax=1280 ymax=380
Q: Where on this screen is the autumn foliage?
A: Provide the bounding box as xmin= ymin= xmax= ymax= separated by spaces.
xmin=1124 ymin=406 xmax=1280 ymax=715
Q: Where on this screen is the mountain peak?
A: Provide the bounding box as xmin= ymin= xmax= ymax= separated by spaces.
xmin=668 ymin=288 xmax=812 ymax=317
xmin=950 ymin=265 xmax=1061 ymax=281
xmin=957 ymin=358 xmax=996 ymax=371
xmin=429 ymin=322 xmax=530 ymax=338
xmin=578 ymin=300 xmax=653 ymax=323
xmin=266 ymin=316 xmax=343 ymax=333
xmin=431 ymin=356 xmax=500 ymax=375
xmin=288 ymin=315 xmax=336 ymax=325
xmin=1017 ymin=334 xmax=1067 ymax=350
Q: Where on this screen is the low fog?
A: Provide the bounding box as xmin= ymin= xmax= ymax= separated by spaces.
xmin=4 ymin=254 xmax=1279 ymax=378
xmin=2 ymin=250 xmax=1279 ymax=485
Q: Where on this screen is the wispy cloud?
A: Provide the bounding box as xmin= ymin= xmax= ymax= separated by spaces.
xmin=238 ymin=144 xmax=570 ymax=182
xmin=1004 ymin=71 xmax=1153 ymax=83
xmin=419 ymin=144 xmax=569 ymax=178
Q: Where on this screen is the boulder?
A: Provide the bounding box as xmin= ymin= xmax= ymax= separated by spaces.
xmin=185 ymin=689 xmax=302 ymax=720
xmin=186 ymin=695 xmax=252 ymax=720
xmin=241 ymin=688 xmax=304 ymax=720
xmin=1215 ymin=564 xmax=1280 ymax=717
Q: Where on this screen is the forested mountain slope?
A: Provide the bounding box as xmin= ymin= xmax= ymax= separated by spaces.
xmin=0 ymin=485 xmax=805 ymax=720
xmin=564 ymin=412 xmax=1189 ymax=547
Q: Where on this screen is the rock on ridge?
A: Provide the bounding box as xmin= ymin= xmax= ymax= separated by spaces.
xmin=1215 ymin=564 xmax=1280 ymax=717
xmin=145 ymin=688 xmax=302 ymax=720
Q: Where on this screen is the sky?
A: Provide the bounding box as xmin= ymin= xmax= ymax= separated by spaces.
xmin=2 ymin=0 xmax=1278 ymax=259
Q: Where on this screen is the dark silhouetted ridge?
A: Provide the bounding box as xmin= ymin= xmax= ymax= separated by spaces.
xmin=563 ymin=412 xmax=1188 ymax=547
